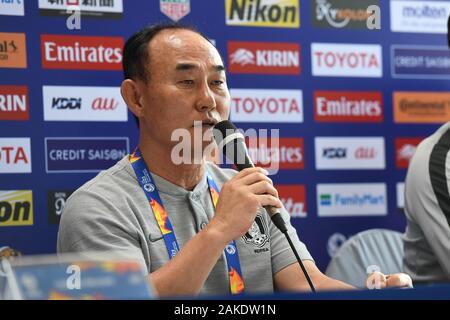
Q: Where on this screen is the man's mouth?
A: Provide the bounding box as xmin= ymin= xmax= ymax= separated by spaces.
xmin=193 ymin=119 xmax=218 ymax=128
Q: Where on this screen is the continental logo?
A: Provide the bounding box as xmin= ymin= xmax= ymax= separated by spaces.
xmin=0 ymin=32 xmax=27 ymax=69
xmin=393 ymin=92 xmax=450 ymax=123
xmin=226 ymin=0 xmax=300 ymax=28
xmin=0 ymin=190 xmax=33 ymax=227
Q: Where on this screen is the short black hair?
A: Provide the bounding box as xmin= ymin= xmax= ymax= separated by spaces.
xmin=122 ymin=23 xmax=212 ymax=127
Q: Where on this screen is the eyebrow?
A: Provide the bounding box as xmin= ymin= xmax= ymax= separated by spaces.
xmin=175 ymin=63 xmax=225 ymax=72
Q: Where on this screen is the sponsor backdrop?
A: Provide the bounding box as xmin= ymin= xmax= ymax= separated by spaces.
xmin=1 ymin=0 xmax=450 ymax=272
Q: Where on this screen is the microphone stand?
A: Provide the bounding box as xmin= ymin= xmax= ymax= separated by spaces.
xmin=268 ymin=208 xmax=316 ymax=293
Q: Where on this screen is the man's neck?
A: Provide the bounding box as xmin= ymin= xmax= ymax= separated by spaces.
xmin=138 ymin=140 xmax=205 ymax=191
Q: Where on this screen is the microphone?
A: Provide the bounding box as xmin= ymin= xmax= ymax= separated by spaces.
xmin=213 ymin=120 xmax=316 ymax=292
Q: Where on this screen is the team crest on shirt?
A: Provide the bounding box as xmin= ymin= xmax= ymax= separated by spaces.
xmin=241 ymin=214 xmax=269 ymax=249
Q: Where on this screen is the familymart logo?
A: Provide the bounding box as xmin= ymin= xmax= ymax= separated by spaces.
xmin=317 ymin=183 xmax=387 ymax=217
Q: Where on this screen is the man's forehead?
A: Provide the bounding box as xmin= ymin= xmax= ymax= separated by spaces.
xmin=149 ymin=29 xmax=222 ymax=64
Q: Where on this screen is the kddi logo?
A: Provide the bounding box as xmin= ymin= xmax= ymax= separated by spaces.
xmin=226 ymin=0 xmax=300 ymax=28
xmin=313 ymin=0 xmax=380 ymax=30
xmin=52 ymin=97 xmax=81 ymax=110
xmin=0 ymin=190 xmax=33 ymax=227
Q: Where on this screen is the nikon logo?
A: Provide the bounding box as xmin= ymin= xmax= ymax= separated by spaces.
xmin=226 ymin=0 xmax=300 ymax=28
xmin=0 ymin=190 xmax=33 ymax=227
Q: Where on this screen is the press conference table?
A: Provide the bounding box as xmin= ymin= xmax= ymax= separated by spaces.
xmin=201 ymin=283 xmax=450 ymax=300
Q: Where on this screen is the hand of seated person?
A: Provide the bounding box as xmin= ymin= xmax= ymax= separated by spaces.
xmin=366 ymin=271 xmax=413 ymax=289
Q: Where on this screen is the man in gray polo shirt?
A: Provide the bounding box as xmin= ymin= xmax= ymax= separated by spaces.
xmin=403 ymin=122 xmax=450 ymax=284
xmin=58 ymin=23 xmax=406 ymax=297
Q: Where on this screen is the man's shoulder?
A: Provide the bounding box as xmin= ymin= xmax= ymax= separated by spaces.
xmin=68 ymin=156 xmax=136 ymax=202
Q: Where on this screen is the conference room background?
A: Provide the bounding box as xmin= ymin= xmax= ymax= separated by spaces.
xmin=2 ymin=0 xmax=450 ymax=271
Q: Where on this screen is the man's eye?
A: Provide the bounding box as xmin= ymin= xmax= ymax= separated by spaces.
xmin=212 ymin=80 xmax=225 ymax=86
xmin=180 ymin=80 xmax=194 ymax=85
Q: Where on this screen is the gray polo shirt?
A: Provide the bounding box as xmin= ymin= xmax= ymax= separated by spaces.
xmin=57 ymin=156 xmax=313 ymax=295
xmin=403 ymin=121 xmax=450 ymax=284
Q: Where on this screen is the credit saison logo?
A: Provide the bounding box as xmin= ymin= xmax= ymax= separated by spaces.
xmin=0 ymin=138 xmax=31 ymax=173
xmin=0 ymin=86 xmax=29 ymax=121
xmin=315 ymin=137 xmax=385 ymax=170
xmin=391 ymin=1 xmax=450 ymax=34
xmin=395 ymin=137 xmax=423 ymax=169
xmin=228 ymin=41 xmax=300 ymax=75
xmin=314 ymin=91 xmax=383 ymax=123
xmin=313 ymin=0 xmax=380 ymax=30
xmin=41 ymin=34 xmax=124 ymax=70
xmin=276 ymin=184 xmax=307 ymax=218
xmin=38 ymin=0 xmax=124 ymax=18
xmin=317 ymin=183 xmax=387 ymax=217
xmin=226 ymin=0 xmax=300 ymax=28
xmin=43 ymin=86 xmax=127 ymax=122
xmin=230 ymin=88 xmax=303 ymax=123
xmin=311 ymin=43 xmax=382 ymax=78
xmin=391 ymin=45 xmax=450 ymax=79
xmin=0 ymin=190 xmax=33 ymax=227
xmin=0 ymin=32 xmax=27 ymax=69
xmin=45 ymin=137 xmax=129 ymax=173
xmin=393 ymin=91 xmax=450 ymax=123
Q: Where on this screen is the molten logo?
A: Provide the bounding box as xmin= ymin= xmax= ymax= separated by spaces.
xmin=228 ymin=41 xmax=300 ymax=74
xmin=0 ymin=86 xmax=28 ymax=121
xmin=0 ymin=190 xmax=33 ymax=227
xmin=41 ymin=34 xmax=123 ymax=70
xmin=395 ymin=137 xmax=423 ymax=169
xmin=314 ymin=91 xmax=383 ymax=122
xmin=230 ymin=88 xmax=303 ymax=123
xmin=276 ymin=185 xmax=307 ymax=218
xmin=226 ymin=0 xmax=300 ymax=28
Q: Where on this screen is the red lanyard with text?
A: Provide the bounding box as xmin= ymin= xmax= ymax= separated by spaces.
xmin=129 ymin=147 xmax=245 ymax=295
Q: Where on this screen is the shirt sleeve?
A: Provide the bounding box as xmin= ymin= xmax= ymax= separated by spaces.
xmin=57 ymin=188 xmax=147 ymax=268
xmin=269 ymin=205 xmax=314 ymax=275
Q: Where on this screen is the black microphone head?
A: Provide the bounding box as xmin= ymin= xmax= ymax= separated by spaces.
xmin=213 ymin=120 xmax=253 ymax=171
xmin=213 ymin=120 xmax=238 ymax=142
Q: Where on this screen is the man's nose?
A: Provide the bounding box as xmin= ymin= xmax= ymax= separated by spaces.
xmin=195 ymin=82 xmax=216 ymax=112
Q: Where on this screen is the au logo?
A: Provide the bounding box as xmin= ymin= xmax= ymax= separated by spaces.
xmin=0 ymin=190 xmax=33 ymax=227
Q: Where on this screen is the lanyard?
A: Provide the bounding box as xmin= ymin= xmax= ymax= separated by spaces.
xmin=129 ymin=147 xmax=245 ymax=295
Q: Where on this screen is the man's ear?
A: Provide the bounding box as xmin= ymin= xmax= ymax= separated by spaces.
xmin=121 ymin=79 xmax=144 ymax=119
